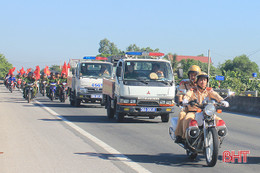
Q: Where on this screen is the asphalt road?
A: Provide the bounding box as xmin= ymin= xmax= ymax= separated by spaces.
xmin=0 ymin=85 xmax=259 ymax=173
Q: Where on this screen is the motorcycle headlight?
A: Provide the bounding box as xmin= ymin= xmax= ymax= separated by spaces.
xmin=204 ymin=104 xmax=216 ymax=116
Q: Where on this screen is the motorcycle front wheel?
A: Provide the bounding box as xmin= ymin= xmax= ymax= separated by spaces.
xmin=51 ymin=92 xmax=54 ymax=101
xmin=27 ymin=91 xmax=30 ymax=103
xmin=204 ymin=127 xmax=219 ymax=167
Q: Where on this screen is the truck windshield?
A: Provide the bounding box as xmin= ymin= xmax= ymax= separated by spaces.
xmin=123 ymin=61 xmax=173 ymax=81
xmin=80 ymin=63 xmax=112 ymax=78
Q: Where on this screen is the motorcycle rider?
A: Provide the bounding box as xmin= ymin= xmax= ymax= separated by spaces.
xmin=58 ymin=72 xmax=68 ymax=96
xmin=8 ymin=73 xmax=16 ymax=89
xmin=21 ymin=73 xmax=28 ymax=89
xmin=39 ymin=73 xmax=48 ymax=94
xmin=4 ymin=73 xmax=9 ymax=87
xmin=46 ymin=72 xmax=58 ymax=97
xmin=23 ymin=72 xmax=37 ymax=98
xmin=181 ymin=72 xmax=229 ymax=139
xmin=175 ymin=65 xmax=201 ymax=143
xmin=16 ymin=73 xmax=22 ymax=88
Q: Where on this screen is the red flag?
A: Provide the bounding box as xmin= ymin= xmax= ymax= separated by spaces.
xmin=68 ymin=63 xmax=71 ymax=68
xmin=61 ymin=61 xmax=68 ymax=76
xmin=44 ymin=66 xmax=51 ymax=76
xmin=26 ymin=68 xmax=32 ymax=74
xmin=8 ymin=67 xmax=16 ymax=75
xmin=17 ymin=70 xmax=20 ymax=74
xmin=20 ymin=67 xmax=25 ymax=75
xmin=34 ymin=66 xmax=41 ymax=80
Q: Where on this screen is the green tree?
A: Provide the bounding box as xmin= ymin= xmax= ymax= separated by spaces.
xmin=49 ymin=65 xmax=61 ymax=73
xmin=98 ymin=38 xmax=120 ymax=57
xmin=126 ymin=44 xmax=159 ymax=52
xmin=220 ymin=54 xmax=259 ymax=76
xmin=0 ymin=54 xmax=13 ymax=79
xmin=126 ymin=44 xmax=141 ymax=51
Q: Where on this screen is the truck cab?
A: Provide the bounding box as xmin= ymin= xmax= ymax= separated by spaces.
xmin=68 ymin=56 xmax=113 ymax=107
xmin=103 ymin=52 xmax=176 ymax=122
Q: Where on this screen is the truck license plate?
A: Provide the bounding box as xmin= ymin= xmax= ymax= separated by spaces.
xmin=91 ymin=94 xmax=102 ymax=98
xmin=140 ymin=107 xmax=157 ymax=112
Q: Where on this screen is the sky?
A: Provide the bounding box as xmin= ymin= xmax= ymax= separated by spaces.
xmin=1 ymin=0 xmax=260 ymax=71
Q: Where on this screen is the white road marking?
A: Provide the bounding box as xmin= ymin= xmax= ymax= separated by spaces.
xmin=34 ymin=100 xmax=151 ymax=173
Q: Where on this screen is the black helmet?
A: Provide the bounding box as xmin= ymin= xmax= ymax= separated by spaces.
xmin=28 ymin=72 xmax=33 ymax=76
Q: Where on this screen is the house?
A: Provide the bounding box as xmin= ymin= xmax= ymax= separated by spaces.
xmin=168 ymin=55 xmax=212 ymax=64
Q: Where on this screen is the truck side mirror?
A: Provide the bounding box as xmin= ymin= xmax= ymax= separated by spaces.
xmin=177 ymin=68 xmax=183 ymax=78
xmin=116 ymin=67 xmax=121 ymax=77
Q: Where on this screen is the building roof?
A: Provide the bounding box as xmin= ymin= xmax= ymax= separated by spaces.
xmin=175 ymin=55 xmax=212 ymax=63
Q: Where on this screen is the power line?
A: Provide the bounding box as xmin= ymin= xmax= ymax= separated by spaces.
xmin=247 ymin=48 xmax=260 ymax=57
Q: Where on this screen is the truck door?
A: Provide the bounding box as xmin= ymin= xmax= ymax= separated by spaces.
xmin=115 ymin=61 xmax=122 ymax=96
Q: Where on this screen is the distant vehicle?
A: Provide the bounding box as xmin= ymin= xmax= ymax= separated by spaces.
xmin=67 ymin=57 xmax=113 ymax=107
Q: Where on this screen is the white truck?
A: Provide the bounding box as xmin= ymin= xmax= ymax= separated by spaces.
xmin=68 ymin=57 xmax=113 ymax=107
xmin=102 ymin=52 xmax=176 ymax=122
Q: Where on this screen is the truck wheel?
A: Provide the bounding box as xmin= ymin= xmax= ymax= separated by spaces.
xmin=161 ymin=114 xmax=169 ymax=122
xmin=115 ymin=102 xmax=124 ymax=122
xmin=69 ymin=91 xmax=75 ymax=106
xmin=116 ymin=112 xmax=124 ymax=122
xmin=70 ymin=100 xmax=75 ymax=106
xmin=107 ymin=97 xmax=115 ymax=119
xmin=75 ymin=99 xmax=81 ymax=107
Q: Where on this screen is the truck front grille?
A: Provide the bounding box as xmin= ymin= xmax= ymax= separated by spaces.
xmin=137 ymin=101 xmax=159 ymax=106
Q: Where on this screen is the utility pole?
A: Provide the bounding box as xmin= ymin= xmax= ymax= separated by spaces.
xmin=207 ymin=49 xmax=211 ymax=87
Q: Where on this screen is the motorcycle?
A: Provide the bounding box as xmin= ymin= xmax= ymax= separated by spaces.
xmin=8 ymin=81 xmax=15 ymax=93
xmin=59 ymin=82 xmax=68 ymax=102
xmin=25 ymin=83 xmax=34 ymax=103
xmin=40 ymin=81 xmax=47 ymax=96
xmin=169 ymin=89 xmax=234 ymax=167
xmin=49 ymin=83 xmax=57 ymax=101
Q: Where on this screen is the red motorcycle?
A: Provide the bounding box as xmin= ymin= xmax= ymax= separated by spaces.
xmin=16 ymin=79 xmax=22 ymax=90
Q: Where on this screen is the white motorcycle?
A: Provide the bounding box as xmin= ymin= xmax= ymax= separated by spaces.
xmin=169 ymin=89 xmax=234 ymax=167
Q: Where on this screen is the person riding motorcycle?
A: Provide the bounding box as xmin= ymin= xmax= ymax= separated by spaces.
xmin=180 ymin=72 xmax=229 ymax=140
xmin=175 ymin=65 xmax=201 ymax=143
xmin=58 ymin=72 xmax=68 ymax=96
xmin=8 ymin=73 xmax=16 ymax=84
xmin=21 ymin=73 xmax=28 ymax=89
xmin=46 ymin=72 xmax=58 ymax=97
xmin=8 ymin=74 xmax=16 ymax=90
xmin=39 ymin=73 xmax=48 ymax=93
xmin=23 ymin=72 xmax=37 ymax=98
xmin=16 ymin=73 xmax=23 ymax=88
